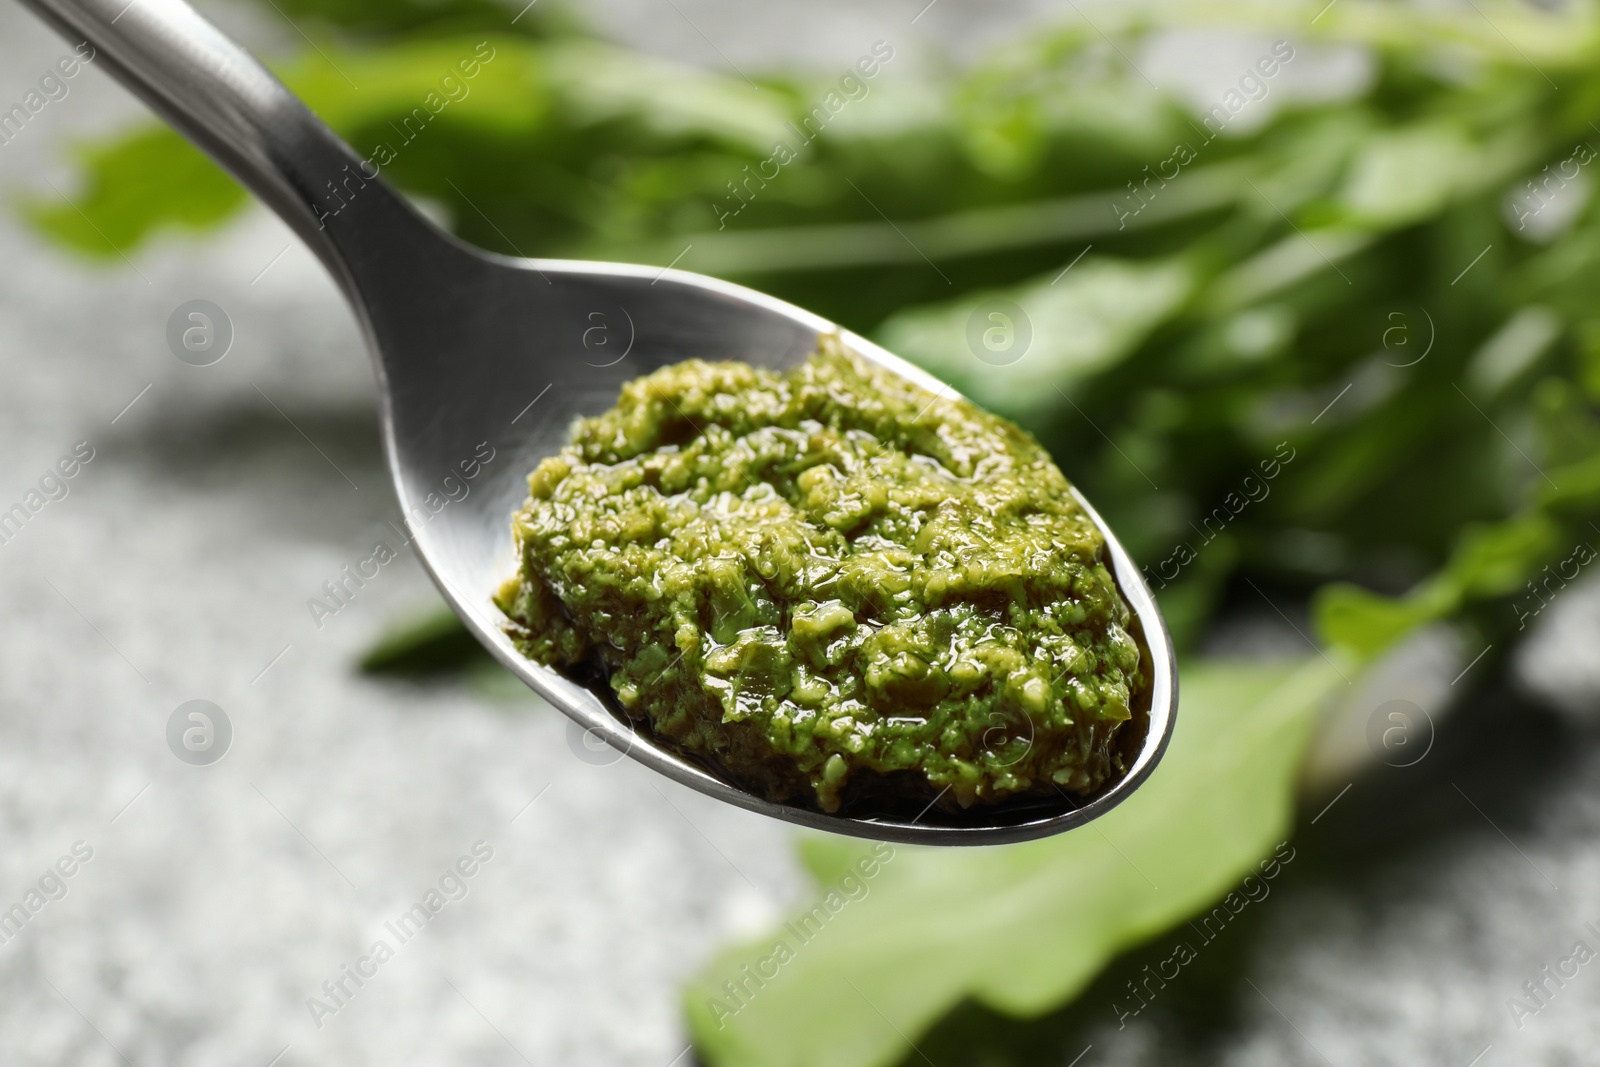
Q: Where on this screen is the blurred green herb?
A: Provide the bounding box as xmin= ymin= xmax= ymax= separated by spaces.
xmin=359 ymin=603 xmax=484 ymax=674
xmin=25 ymin=0 xmax=1600 ymax=1063
xmin=685 ymin=657 xmax=1342 ymax=1067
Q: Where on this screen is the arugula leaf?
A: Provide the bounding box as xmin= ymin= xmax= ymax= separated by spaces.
xmin=1314 ymin=509 xmax=1565 ymax=659
xmin=22 ymin=130 xmax=247 ymax=256
xmin=265 ymin=0 xmax=567 ymax=37
xmin=284 ymin=36 xmax=549 ymax=134
xmin=21 ymin=34 xmax=780 ymax=258
xmin=23 ymin=35 xmax=544 ymax=255
xmin=1338 ymin=122 xmax=1483 ymax=228
xmin=874 ymin=256 xmax=1195 ymax=425
xmin=359 ymin=604 xmax=489 ymax=675
xmin=542 ymin=41 xmax=789 ymax=152
xmin=683 ymin=657 xmax=1344 ymax=1067
xmin=1311 ymin=581 xmax=1442 ymax=661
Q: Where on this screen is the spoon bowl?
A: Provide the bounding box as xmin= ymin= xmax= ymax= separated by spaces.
xmin=23 ymin=0 xmax=1176 ymax=844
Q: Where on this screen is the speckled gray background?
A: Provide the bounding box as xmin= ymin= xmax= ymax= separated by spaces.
xmin=1 ymin=2 xmax=1599 ymax=1065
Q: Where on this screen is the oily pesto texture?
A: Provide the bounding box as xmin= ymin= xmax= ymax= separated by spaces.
xmin=495 ymin=341 xmax=1141 ymax=812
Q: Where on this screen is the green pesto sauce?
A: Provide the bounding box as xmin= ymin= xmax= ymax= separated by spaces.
xmin=495 ymin=339 xmax=1142 ymax=813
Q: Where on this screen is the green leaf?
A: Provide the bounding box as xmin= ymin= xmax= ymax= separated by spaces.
xmin=1311 ymin=581 xmax=1438 ymax=660
xmin=875 ymin=256 xmax=1194 ymax=425
xmin=21 ymin=130 xmax=247 ymax=257
xmin=1339 ymin=122 xmax=1481 ymax=228
xmin=1542 ymin=452 xmax=1600 ymax=513
xmin=21 ymin=35 xmax=548 ymax=256
xmin=684 ymin=657 xmax=1343 ymax=1067
xmin=543 ymin=40 xmax=791 ymax=153
xmin=265 ymin=0 xmax=566 ymax=37
xmin=19 ymin=31 xmax=792 ymax=259
xmin=1464 ymin=306 xmax=1561 ymax=399
xmin=1446 ymin=513 xmax=1563 ymax=598
xmin=1313 ymin=512 xmax=1563 ymax=660
xmin=359 ymin=604 xmax=489 ymax=675
xmin=284 ymin=36 xmax=549 ymax=137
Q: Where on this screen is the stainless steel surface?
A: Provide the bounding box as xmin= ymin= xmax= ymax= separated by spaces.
xmin=18 ymin=0 xmax=1176 ymax=844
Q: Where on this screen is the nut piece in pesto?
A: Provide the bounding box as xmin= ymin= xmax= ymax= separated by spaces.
xmin=495 ymin=338 xmax=1144 ymax=815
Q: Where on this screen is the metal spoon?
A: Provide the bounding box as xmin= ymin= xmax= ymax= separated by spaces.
xmin=21 ymin=0 xmax=1176 ymax=844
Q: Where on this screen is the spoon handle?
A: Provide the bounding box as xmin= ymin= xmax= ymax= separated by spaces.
xmin=18 ymin=0 xmax=436 ymax=298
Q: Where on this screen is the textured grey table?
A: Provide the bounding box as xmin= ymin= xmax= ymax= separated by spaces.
xmin=1 ymin=2 xmax=1599 ymax=1065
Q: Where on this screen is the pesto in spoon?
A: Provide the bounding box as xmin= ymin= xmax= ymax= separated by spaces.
xmin=21 ymin=0 xmax=1176 ymax=844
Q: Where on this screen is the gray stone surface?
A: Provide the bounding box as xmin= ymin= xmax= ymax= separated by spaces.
xmin=4 ymin=3 xmax=1600 ymax=1066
